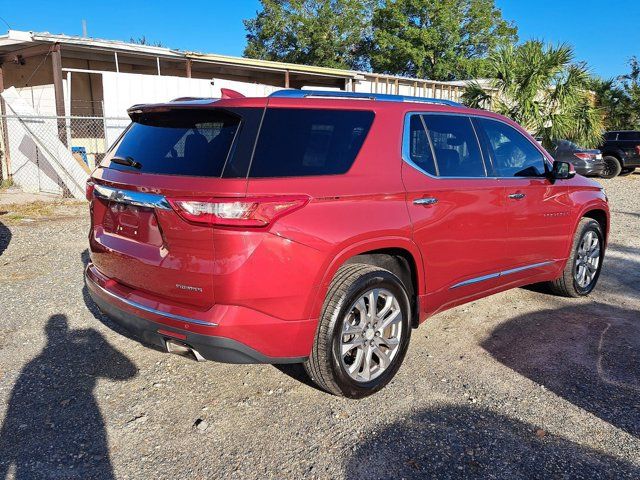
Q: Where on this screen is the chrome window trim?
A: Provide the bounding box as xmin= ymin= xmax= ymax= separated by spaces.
xmin=451 ymin=261 xmax=555 ymax=289
xmin=402 ymin=111 xmax=554 ymax=180
xmin=93 ymin=184 xmax=171 ymax=210
xmin=91 ymin=278 xmax=218 ymax=327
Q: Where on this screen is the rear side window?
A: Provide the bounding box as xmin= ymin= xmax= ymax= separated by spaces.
xmin=421 ymin=115 xmax=486 ymax=177
xmin=604 ymin=132 xmax=618 ymax=141
xmin=406 ymin=114 xmax=438 ymax=176
xmin=475 ymin=118 xmax=546 ymax=177
xmin=108 ymin=108 xmax=265 ymax=177
xmin=617 ymin=131 xmax=640 ymax=141
xmin=249 ymin=108 xmax=374 ymax=178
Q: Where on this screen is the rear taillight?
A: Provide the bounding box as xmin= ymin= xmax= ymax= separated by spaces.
xmin=85 ymin=180 xmax=95 ymax=201
xmin=635 ymin=145 xmax=640 ymax=155
xmin=167 ymin=196 xmax=310 ymax=228
xmin=573 ymin=152 xmax=595 ymax=161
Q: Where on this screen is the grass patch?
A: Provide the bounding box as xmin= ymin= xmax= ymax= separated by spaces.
xmin=0 ymin=201 xmax=83 ymax=225
xmin=0 ymin=178 xmax=14 ymax=190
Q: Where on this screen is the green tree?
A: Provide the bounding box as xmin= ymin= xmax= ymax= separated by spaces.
xmin=243 ymin=0 xmax=373 ymax=69
xmin=463 ymin=41 xmax=603 ymax=148
xmin=619 ymin=56 xmax=640 ymax=127
xmin=129 ymin=36 xmax=164 ymax=47
xmin=590 ymin=77 xmax=634 ymax=131
xmin=368 ymin=0 xmax=517 ymax=80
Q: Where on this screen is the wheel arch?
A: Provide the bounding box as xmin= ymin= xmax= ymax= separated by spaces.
xmin=311 ymin=238 xmax=425 ymax=328
xmin=582 ymin=208 xmax=609 ymax=244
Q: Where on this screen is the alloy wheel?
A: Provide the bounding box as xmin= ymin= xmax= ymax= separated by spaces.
xmin=340 ymin=288 xmax=403 ymax=383
xmin=575 ymin=230 xmax=601 ymax=288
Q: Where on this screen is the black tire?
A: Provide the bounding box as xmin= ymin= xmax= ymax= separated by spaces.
xmin=619 ymin=167 xmax=636 ymax=176
xmin=547 ymin=218 xmax=604 ymax=297
xmin=304 ymin=264 xmax=412 ymax=398
xmin=600 ymin=156 xmax=622 ymax=179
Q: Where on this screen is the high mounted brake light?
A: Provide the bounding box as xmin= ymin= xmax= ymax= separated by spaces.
xmin=168 ymin=196 xmax=310 ymax=227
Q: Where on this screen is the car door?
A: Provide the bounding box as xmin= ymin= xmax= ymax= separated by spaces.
xmin=473 ymin=117 xmax=573 ymax=276
xmin=402 ymin=113 xmax=509 ymax=315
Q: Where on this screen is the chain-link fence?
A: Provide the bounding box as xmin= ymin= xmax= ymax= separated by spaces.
xmin=0 ymin=115 xmax=130 ymax=197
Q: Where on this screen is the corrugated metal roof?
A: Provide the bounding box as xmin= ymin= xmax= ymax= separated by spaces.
xmin=0 ymin=30 xmax=358 ymax=79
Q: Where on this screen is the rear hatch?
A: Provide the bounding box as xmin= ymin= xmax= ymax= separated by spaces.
xmin=88 ymin=103 xmax=264 ymax=309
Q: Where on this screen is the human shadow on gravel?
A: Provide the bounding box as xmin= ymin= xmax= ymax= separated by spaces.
xmin=0 ymin=219 xmax=10 ymax=256
xmin=483 ymin=303 xmax=640 ymax=438
xmin=344 ymin=405 xmax=640 ymax=479
xmin=0 ymin=314 xmax=137 ymax=479
xmin=80 ymin=249 xmax=165 ymax=353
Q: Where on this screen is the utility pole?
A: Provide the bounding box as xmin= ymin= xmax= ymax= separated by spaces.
xmin=82 ymin=20 xmax=88 ymax=37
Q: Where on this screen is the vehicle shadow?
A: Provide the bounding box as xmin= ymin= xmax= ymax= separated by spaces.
xmin=482 ymin=302 xmax=639 ymax=438
xmin=0 ymin=314 xmax=137 ymax=479
xmin=0 ymin=219 xmax=10 ymax=256
xmin=344 ymin=405 xmax=640 ymax=479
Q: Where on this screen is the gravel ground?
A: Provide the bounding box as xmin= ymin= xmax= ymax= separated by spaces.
xmin=0 ymin=175 xmax=639 ymax=479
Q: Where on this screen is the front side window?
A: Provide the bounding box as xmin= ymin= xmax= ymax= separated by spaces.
xmin=421 ymin=114 xmax=486 ymax=177
xmin=476 ymin=118 xmax=547 ymax=177
xmin=249 ymin=108 xmax=374 ymax=178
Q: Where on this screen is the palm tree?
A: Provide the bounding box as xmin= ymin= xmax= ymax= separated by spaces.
xmin=462 ymin=41 xmax=603 ymax=148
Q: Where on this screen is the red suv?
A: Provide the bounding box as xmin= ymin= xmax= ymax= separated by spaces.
xmin=85 ymin=90 xmax=609 ymax=398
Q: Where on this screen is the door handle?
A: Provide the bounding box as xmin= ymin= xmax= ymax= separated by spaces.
xmin=414 ymin=197 xmax=438 ymax=206
xmin=508 ymin=193 xmax=526 ymax=200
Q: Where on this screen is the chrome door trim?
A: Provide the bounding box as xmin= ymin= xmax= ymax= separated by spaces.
xmin=401 ymin=112 xmax=554 ymax=180
xmin=93 ymin=184 xmax=171 ymax=210
xmin=451 ymin=261 xmax=554 ymax=289
xmin=500 ymin=261 xmax=554 ymax=277
xmin=90 ymin=278 xmax=218 ymax=327
xmin=452 ymin=272 xmax=501 ymax=288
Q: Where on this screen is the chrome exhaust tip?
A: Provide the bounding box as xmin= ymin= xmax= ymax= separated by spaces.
xmin=165 ymin=339 xmax=206 ymax=362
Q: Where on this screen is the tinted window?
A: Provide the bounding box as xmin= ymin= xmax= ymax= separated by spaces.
xmin=604 ymin=132 xmax=618 ymax=141
xmin=476 ymin=118 xmax=546 ymax=177
xmin=617 ymin=131 xmax=640 ymax=141
xmin=249 ymin=108 xmax=374 ymax=178
xmin=109 ymin=109 xmax=240 ymax=177
xmin=421 ymin=115 xmax=486 ymax=177
xmin=406 ymin=114 xmax=437 ymax=175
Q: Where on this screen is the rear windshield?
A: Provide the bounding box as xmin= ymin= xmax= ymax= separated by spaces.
xmin=249 ymin=108 xmax=374 ymax=177
xmin=108 ymin=109 xmax=241 ymax=177
xmin=617 ymin=131 xmax=640 ymax=141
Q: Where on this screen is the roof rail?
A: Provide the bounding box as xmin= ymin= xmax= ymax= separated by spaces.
xmin=269 ymin=89 xmax=463 ymax=107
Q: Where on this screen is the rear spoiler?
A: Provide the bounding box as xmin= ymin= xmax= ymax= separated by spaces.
xmin=126 ymin=89 xmax=246 ymax=121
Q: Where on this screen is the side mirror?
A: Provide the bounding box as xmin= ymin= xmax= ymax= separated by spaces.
xmin=551 ymin=161 xmax=576 ymax=180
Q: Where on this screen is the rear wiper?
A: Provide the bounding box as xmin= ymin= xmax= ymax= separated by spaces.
xmin=111 ymin=155 xmax=142 ymax=169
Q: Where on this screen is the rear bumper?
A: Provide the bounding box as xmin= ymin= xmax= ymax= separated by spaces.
xmin=623 ymin=158 xmax=640 ymax=168
xmin=85 ymin=264 xmax=313 ymax=363
xmin=573 ymin=159 xmax=605 ymax=177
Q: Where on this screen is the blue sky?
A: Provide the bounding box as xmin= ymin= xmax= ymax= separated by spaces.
xmin=1 ymin=0 xmax=637 ymax=79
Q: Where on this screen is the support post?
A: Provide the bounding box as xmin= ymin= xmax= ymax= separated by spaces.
xmin=156 ymin=57 xmax=161 ymax=76
xmin=185 ymin=59 xmax=192 ymax=78
xmin=51 ymin=44 xmax=67 ymax=146
xmin=284 ymin=70 xmax=290 ymax=88
xmin=0 ymin=63 xmax=11 ymax=180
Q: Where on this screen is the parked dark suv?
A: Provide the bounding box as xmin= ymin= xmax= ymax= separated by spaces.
xmin=85 ymin=89 xmax=610 ymax=398
xmin=598 ymin=130 xmax=640 ymax=178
